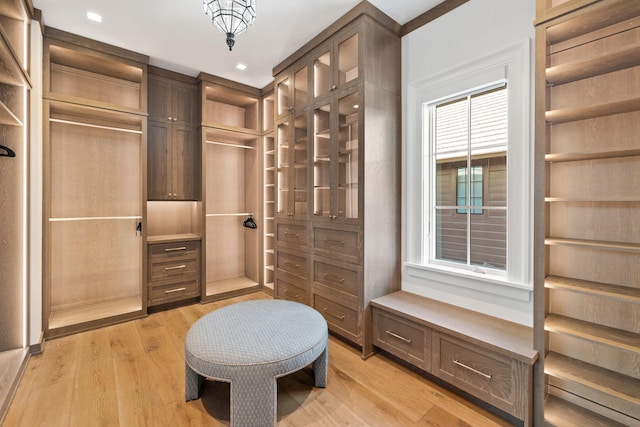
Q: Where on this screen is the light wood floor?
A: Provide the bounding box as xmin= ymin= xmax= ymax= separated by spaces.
xmin=4 ymin=292 xmax=513 ymax=426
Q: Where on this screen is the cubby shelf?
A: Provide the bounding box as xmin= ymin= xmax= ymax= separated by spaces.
xmin=545 ymin=275 xmax=640 ymax=304
xmin=545 ymin=237 xmax=640 ymax=253
xmin=546 ymin=97 xmax=640 ymax=124
xmin=545 ymin=148 xmax=640 ymax=163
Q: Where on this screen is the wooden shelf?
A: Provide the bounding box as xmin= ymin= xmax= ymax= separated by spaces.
xmin=0 ymin=100 xmax=22 ymax=126
xmin=545 ymin=237 xmax=640 ymax=253
xmin=545 ymin=275 xmax=640 ymax=304
xmin=0 ymin=25 xmax=30 ymax=87
xmin=544 ymin=394 xmax=628 ymax=427
xmin=545 ymin=148 xmax=640 ymax=163
xmin=544 ymin=352 xmax=640 ymax=408
xmin=545 ymin=314 xmax=640 ymax=354
xmin=205 ymin=276 xmax=259 ymax=296
xmin=546 ymin=97 xmax=640 ymax=124
xmin=545 ymin=196 xmax=640 ymax=203
xmin=546 ymin=43 xmax=640 ymax=86
xmin=49 ymin=296 xmax=142 ymax=330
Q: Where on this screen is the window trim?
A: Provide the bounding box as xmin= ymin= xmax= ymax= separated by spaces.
xmin=404 ymin=40 xmax=532 ymax=298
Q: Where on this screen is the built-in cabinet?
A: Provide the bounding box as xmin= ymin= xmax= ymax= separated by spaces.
xmin=534 ymin=0 xmax=640 ymax=425
xmin=262 ymin=88 xmax=275 ymax=294
xmin=43 ymin=29 xmax=148 ymax=337
xmin=147 ymin=67 xmax=198 ymax=201
xmin=199 ymin=74 xmax=261 ymax=301
xmin=0 ymin=0 xmax=33 ymax=419
xmin=273 ymin=9 xmax=401 ymax=358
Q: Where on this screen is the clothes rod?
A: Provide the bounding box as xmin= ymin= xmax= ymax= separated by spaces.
xmin=206 ymin=213 xmax=253 ymax=217
xmin=205 ymin=140 xmax=255 ymax=149
xmin=49 ymin=216 xmax=143 ymax=222
xmin=49 ymin=118 xmax=143 ymax=134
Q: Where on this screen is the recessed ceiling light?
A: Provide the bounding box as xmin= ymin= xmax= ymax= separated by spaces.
xmin=236 ymin=63 xmax=247 ymax=71
xmin=87 ymin=11 xmax=102 ymax=23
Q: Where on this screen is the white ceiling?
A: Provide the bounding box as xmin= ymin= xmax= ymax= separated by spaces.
xmin=32 ymin=0 xmax=444 ymax=88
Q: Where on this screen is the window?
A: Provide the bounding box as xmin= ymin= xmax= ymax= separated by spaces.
xmin=430 ymin=85 xmax=507 ymax=270
xmin=405 ymin=41 xmax=531 ymax=295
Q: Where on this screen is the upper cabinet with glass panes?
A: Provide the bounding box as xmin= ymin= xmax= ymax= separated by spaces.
xmin=275 ymin=63 xmax=310 ymax=120
xmin=312 ymin=29 xmax=360 ymax=102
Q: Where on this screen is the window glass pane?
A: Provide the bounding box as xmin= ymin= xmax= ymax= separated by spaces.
xmin=435 ymin=208 xmax=467 ymax=265
xmin=470 ymin=208 xmax=506 ymax=270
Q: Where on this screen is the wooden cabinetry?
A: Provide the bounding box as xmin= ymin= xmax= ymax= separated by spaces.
xmin=199 ymin=74 xmax=261 ymax=301
xmin=147 ymin=239 xmax=200 ymax=306
xmin=43 ymin=29 xmax=148 ymax=337
xmin=534 ymin=1 xmax=640 ymax=425
xmin=262 ymin=88 xmax=275 ymax=294
xmin=372 ymin=291 xmax=537 ymax=426
xmin=147 ymin=67 xmax=198 ymax=201
xmin=273 ymin=4 xmax=401 ymax=358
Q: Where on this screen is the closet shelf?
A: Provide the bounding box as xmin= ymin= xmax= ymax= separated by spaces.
xmin=544 ymin=352 xmax=640 ymax=408
xmin=0 ymin=25 xmax=30 ymax=87
xmin=546 ymin=97 xmax=640 ymax=124
xmin=201 ymin=122 xmax=261 ymax=138
xmin=545 ymin=237 xmax=640 ymax=253
xmin=0 ymin=100 xmax=22 ymax=126
xmin=545 ymin=275 xmax=640 ymax=304
xmin=545 ymin=315 xmax=640 ymax=354
xmin=545 ymin=148 xmax=640 ymax=163
xmin=545 ymin=196 xmax=640 ymax=203
xmin=546 ymin=43 xmax=640 ymax=86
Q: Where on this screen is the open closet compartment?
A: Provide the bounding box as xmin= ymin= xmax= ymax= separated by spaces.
xmin=199 ymin=74 xmax=262 ymax=301
xmin=262 ymin=86 xmax=275 ymax=294
xmin=43 ymin=30 xmax=148 ymax=337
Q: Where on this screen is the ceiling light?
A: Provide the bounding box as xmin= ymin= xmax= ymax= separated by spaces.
xmin=86 ymin=11 xmax=102 ymax=23
xmin=203 ymin=0 xmax=256 ymax=51
xmin=236 ymin=63 xmax=247 ymax=70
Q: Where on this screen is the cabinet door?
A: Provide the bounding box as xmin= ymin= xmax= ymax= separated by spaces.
xmin=292 ymin=112 xmax=309 ymax=218
xmin=148 ymin=120 xmax=171 ymax=200
xmin=313 ymin=101 xmax=331 ymax=218
xmin=312 ymin=45 xmax=332 ymax=100
xmin=148 ymin=76 xmax=172 ymax=122
xmin=311 ymin=29 xmax=360 ymax=103
xmin=173 ymin=82 xmax=197 ymax=126
xmin=276 ymin=119 xmax=291 ymax=218
xmin=275 ymin=74 xmax=291 ymax=121
xmin=173 ymin=124 xmax=198 ymax=200
xmin=334 ymin=90 xmax=360 ymax=222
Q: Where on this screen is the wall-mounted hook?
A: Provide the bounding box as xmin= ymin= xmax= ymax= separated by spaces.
xmin=0 ymin=144 xmax=16 ymax=158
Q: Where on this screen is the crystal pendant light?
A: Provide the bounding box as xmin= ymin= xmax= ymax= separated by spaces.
xmin=203 ymin=0 xmax=257 ymax=51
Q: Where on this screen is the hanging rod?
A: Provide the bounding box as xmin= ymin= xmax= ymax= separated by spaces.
xmin=49 ymin=215 xmax=143 ymax=222
xmin=49 ymin=118 xmax=143 ymax=134
xmin=206 ymin=140 xmax=255 ymax=149
xmin=206 ymin=213 xmax=253 ymax=217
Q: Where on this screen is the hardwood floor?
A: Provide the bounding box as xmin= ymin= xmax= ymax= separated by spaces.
xmin=4 ymin=292 xmax=513 ymax=426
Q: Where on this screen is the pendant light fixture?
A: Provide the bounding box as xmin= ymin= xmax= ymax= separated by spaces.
xmin=203 ymin=0 xmax=257 ymax=51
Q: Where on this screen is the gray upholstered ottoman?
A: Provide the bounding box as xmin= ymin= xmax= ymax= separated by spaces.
xmin=185 ymin=299 xmax=328 ymax=426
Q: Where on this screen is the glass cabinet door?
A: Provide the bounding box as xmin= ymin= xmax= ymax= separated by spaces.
xmin=293 ymin=66 xmax=308 ymax=111
xmin=313 ymin=50 xmax=332 ymax=99
xmin=276 ymin=76 xmax=291 ymax=119
xmin=338 ymin=33 xmax=359 ymax=87
xmin=276 ymin=120 xmax=290 ymax=216
xmin=336 ymin=91 xmax=360 ymax=220
xmin=313 ymin=103 xmax=331 ymax=218
xmin=293 ymin=113 xmax=308 ymax=216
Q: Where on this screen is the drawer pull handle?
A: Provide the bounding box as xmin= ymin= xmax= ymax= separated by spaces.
xmin=165 ymin=264 xmax=186 ymax=271
xmin=324 ymin=239 xmax=345 ymax=245
xmin=323 ymin=273 xmax=345 ymax=283
xmin=453 ymin=360 xmax=492 ymax=379
xmin=323 ymin=308 xmax=345 ymax=320
xmin=385 ymin=330 xmax=412 ymax=344
xmin=284 ymin=261 xmax=300 ymax=269
xmin=283 ymin=289 xmax=300 ymax=299
xmin=165 ymin=287 xmax=186 ymax=294
xmin=165 ymin=246 xmax=187 ymax=252
xmin=284 ymin=231 xmax=299 ymax=237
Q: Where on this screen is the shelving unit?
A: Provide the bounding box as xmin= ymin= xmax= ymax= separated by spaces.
xmin=199 ymin=74 xmax=261 ymax=301
xmin=262 ymin=89 xmax=275 ymax=294
xmin=43 ymin=30 xmax=148 ymax=337
xmin=534 ymin=0 xmax=640 ymax=424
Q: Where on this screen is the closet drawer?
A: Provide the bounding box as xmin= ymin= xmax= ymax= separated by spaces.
xmin=432 ymin=332 xmax=524 ymax=418
xmin=149 ymin=241 xmax=200 ymax=263
xmin=312 ymin=257 xmax=360 ymax=297
xmin=275 ymin=271 xmax=308 ymax=304
xmin=276 ymin=250 xmax=308 ymax=279
xmin=313 ymin=225 xmax=361 ymax=264
xmin=275 ymin=222 xmax=309 ymax=251
xmin=148 ymin=279 xmax=200 ymax=306
xmin=150 ymin=258 xmax=199 ymax=283
xmin=372 ymin=308 xmax=431 ymax=372
xmin=313 ymin=293 xmax=359 ymax=342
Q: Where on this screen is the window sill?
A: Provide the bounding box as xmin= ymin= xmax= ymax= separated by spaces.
xmin=404 ymin=262 xmax=533 ymax=302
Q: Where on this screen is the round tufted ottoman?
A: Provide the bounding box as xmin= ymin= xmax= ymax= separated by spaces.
xmin=185 ymin=299 xmax=328 ymax=426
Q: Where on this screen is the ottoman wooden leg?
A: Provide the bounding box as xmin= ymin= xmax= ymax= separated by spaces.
xmin=231 ymin=376 xmax=277 ymax=427
xmin=185 ymin=363 xmax=204 ymax=401
xmin=312 ymin=344 xmax=328 ymax=388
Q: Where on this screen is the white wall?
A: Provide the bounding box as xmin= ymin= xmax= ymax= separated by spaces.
xmin=401 ymin=0 xmax=536 ymax=326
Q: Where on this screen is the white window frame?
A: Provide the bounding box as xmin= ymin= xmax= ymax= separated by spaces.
xmin=404 ymin=40 xmax=532 ymax=301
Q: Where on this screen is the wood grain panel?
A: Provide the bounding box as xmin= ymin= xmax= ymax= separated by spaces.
xmin=205 ymin=216 xmax=245 ymax=283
